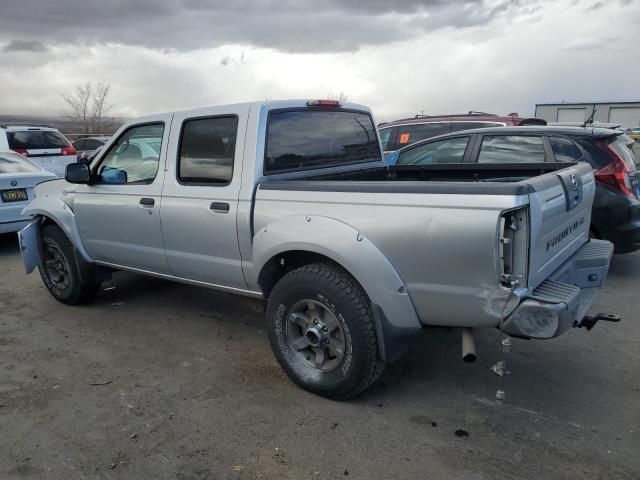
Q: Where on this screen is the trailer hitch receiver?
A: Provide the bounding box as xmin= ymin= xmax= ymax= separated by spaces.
xmin=576 ymin=313 xmax=621 ymax=331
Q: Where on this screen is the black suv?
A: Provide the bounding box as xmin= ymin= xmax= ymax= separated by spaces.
xmin=384 ymin=126 xmax=640 ymax=253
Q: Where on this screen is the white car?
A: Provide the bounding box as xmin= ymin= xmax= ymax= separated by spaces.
xmin=0 ymin=124 xmax=77 ymax=176
xmin=0 ymin=150 xmax=56 ymax=234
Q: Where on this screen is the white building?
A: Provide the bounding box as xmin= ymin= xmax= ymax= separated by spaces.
xmin=535 ymin=101 xmax=640 ymax=129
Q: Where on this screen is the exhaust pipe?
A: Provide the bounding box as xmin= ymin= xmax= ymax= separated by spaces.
xmin=461 ymin=327 xmax=476 ymax=363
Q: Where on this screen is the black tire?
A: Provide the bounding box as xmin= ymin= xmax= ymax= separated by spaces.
xmin=38 ymin=224 xmax=100 ymax=305
xmin=266 ymin=263 xmax=385 ymax=400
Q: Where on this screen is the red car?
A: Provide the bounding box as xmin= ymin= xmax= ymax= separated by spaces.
xmin=378 ymin=111 xmax=546 ymax=153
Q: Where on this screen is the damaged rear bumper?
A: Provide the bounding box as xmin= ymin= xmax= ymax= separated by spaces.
xmin=502 ymin=239 xmax=616 ymax=339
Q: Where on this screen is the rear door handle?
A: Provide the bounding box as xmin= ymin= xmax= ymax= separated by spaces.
xmin=210 ymin=202 xmax=229 ymax=213
xmin=140 ymin=197 xmax=155 ymax=207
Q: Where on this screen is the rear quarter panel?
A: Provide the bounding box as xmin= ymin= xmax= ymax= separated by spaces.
xmin=253 ymin=188 xmax=529 ymax=327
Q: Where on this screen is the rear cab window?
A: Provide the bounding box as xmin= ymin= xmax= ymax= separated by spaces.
xmin=477 ymin=135 xmax=546 ymax=163
xmin=264 ymin=109 xmax=381 ymax=174
xmin=7 ymin=130 xmax=71 ymax=150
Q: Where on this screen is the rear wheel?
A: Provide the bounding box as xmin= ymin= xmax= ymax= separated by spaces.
xmin=266 ymin=263 xmax=385 ymax=400
xmin=38 ymin=225 xmax=100 ymax=305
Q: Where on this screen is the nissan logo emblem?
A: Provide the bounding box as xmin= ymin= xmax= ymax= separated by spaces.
xmin=570 ymin=174 xmax=577 ymax=189
xmin=10 ymin=180 xmax=17 ymax=187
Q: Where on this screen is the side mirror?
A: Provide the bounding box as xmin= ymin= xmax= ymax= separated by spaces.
xmin=65 ymin=162 xmax=91 ymax=184
xmin=100 ymin=166 xmax=128 ymax=184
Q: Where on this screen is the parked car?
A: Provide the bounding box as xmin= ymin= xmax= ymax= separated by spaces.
xmin=18 ymin=100 xmax=615 ymax=399
xmin=384 ymin=125 xmax=640 ymax=253
xmin=0 ymin=124 xmax=77 ymax=176
xmin=72 ymin=136 xmax=110 ymax=160
xmin=378 ymin=111 xmax=546 ymax=153
xmin=0 ymin=151 xmax=56 ymax=234
xmin=626 ymin=126 xmax=640 ymax=141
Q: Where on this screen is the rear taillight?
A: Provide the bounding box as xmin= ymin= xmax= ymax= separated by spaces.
xmin=12 ymin=148 xmax=29 ymax=157
xmin=61 ymin=146 xmax=76 ymax=156
xmin=595 ymin=141 xmax=635 ymax=198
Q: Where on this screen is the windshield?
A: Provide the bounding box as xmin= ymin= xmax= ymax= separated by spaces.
xmin=264 ymin=109 xmax=381 ymax=174
xmin=0 ymin=153 xmax=42 ymax=173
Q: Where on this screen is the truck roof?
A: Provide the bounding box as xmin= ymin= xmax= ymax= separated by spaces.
xmin=137 ymin=100 xmax=373 ymax=122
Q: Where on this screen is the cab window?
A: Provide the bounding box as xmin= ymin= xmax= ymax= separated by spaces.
xmin=95 ymin=123 xmax=164 ymax=184
xmin=178 ymin=116 xmax=238 ymax=184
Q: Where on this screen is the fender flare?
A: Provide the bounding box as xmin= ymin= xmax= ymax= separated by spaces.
xmin=23 ymin=195 xmax=93 ymax=263
xmin=250 ymin=215 xmax=423 ymax=361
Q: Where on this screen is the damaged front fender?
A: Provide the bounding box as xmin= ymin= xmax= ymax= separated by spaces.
xmin=18 ymin=219 xmax=41 ymax=274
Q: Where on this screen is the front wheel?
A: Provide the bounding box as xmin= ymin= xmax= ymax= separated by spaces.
xmin=38 ymin=224 xmax=100 ymax=305
xmin=266 ymin=263 xmax=385 ymax=400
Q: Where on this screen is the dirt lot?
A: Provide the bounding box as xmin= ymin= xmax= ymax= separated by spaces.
xmin=1 ymin=233 xmax=639 ymax=480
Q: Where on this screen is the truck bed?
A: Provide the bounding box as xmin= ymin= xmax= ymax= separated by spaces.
xmin=255 ymin=161 xmax=595 ymax=329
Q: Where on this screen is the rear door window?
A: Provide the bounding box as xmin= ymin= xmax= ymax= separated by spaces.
xmin=397 ymin=137 xmax=471 ymax=165
xmin=265 ymin=109 xmax=381 ymax=174
xmin=389 ymin=123 xmax=450 ymax=150
xmin=477 ymin=135 xmax=546 ymax=163
xmin=550 ymin=137 xmax=584 ymax=162
xmin=7 ymin=130 xmax=71 ymax=150
xmin=178 ymin=116 xmax=238 ymax=184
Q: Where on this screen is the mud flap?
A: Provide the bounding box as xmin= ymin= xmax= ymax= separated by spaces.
xmin=18 ymin=220 xmax=41 ymax=274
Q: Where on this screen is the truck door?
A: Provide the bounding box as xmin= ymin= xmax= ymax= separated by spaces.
xmin=73 ymin=117 xmax=172 ymax=273
xmin=160 ymin=105 xmax=248 ymax=290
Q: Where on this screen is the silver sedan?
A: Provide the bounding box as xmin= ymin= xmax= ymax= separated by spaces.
xmin=0 ymin=151 xmax=56 ymax=234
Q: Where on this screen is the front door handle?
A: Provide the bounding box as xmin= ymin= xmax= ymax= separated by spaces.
xmin=210 ymin=202 xmax=229 ymax=213
xmin=140 ymin=197 xmax=155 ymax=207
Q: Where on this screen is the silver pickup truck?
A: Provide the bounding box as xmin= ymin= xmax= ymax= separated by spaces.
xmin=18 ymin=99 xmax=616 ymax=399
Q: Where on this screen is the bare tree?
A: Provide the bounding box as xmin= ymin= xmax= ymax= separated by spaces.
xmin=91 ymin=83 xmax=112 ymax=133
xmin=62 ymin=82 xmax=113 ymax=134
xmin=327 ymin=91 xmax=350 ymax=103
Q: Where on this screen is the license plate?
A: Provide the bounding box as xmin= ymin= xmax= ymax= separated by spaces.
xmin=1 ymin=189 xmax=28 ymax=202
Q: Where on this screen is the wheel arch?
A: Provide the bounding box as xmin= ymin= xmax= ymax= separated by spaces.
xmin=251 ymin=215 xmax=423 ymax=361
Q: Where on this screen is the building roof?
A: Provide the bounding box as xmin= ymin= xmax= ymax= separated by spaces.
xmin=536 ymin=101 xmax=640 ymax=107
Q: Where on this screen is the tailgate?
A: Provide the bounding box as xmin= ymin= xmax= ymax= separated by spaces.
xmin=526 ymin=162 xmax=596 ymax=289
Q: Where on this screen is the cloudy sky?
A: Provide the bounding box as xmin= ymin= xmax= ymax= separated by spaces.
xmin=0 ymin=0 xmax=638 ymax=121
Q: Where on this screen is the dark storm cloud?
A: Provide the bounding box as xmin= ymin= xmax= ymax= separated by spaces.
xmin=2 ymin=39 xmax=48 ymax=53
xmin=0 ymin=0 xmax=536 ymax=53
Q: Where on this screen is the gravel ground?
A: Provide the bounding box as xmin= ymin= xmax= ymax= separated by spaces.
xmin=0 ymin=232 xmax=638 ymax=479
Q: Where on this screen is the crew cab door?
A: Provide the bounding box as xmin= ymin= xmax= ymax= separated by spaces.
xmin=72 ymin=117 xmax=172 ymax=273
xmin=160 ymin=105 xmax=248 ymax=290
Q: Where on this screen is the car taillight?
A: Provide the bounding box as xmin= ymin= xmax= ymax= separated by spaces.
xmin=12 ymin=148 xmax=29 ymax=157
xmin=61 ymin=146 xmax=76 ymax=156
xmin=307 ymin=99 xmax=341 ymax=107
xmin=595 ymin=140 xmax=635 ymax=198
